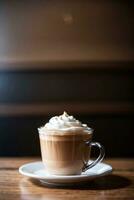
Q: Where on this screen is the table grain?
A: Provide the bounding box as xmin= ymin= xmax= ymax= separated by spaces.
xmin=0 ymin=158 xmax=134 ymax=200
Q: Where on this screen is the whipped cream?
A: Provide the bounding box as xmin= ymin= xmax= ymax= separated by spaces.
xmin=38 ymin=112 xmax=92 ymax=134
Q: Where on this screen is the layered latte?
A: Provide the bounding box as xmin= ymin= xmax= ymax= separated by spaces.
xmin=38 ymin=112 xmax=93 ymax=175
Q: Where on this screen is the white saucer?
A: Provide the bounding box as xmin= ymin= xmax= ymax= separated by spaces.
xmin=19 ymin=161 xmax=112 ymax=186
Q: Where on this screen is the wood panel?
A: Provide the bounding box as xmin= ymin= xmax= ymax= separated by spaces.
xmin=0 ymin=1 xmax=133 ymax=65
xmin=0 ymin=69 xmax=133 ymax=104
xmin=0 ymin=102 xmax=134 ymax=116
xmin=0 ymin=61 xmax=134 ymax=71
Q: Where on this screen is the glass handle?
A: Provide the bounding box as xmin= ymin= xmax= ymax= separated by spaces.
xmin=82 ymin=142 xmax=105 ymax=172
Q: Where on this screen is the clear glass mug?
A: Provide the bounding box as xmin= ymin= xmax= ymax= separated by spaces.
xmin=39 ymin=128 xmax=105 ymax=175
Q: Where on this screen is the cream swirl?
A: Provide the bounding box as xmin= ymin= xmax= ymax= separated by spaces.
xmin=38 ymin=112 xmax=91 ymax=133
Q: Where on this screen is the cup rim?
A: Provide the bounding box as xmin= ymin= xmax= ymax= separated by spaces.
xmin=38 ymin=127 xmax=94 ymax=136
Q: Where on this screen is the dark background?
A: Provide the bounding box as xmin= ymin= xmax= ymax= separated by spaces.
xmin=0 ymin=1 xmax=134 ymax=157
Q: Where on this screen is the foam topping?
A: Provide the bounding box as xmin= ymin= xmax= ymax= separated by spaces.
xmin=38 ymin=111 xmax=92 ymax=134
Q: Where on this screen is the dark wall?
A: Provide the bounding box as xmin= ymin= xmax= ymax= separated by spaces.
xmin=0 ymin=1 xmax=133 ymax=62
xmin=0 ymin=68 xmax=133 ymax=103
xmin=0 ymin=115 xmax=134 ymax=157
xmin=0 ymin=1 xmax=134 ymax=157
xmin=0 ymin=65 xmax=134 ymax=157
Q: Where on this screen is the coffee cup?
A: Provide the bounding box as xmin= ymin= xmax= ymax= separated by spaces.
xmin=38 ymin=112 xmax=105 ymax=175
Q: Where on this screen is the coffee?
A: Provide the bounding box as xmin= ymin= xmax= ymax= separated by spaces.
xmin=39 ymin=131 xmax=92 ymax=175
xmin=38 ymin=112 xmax=104 ymax=175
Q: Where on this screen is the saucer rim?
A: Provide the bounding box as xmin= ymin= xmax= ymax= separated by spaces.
xmin=19 ymin=161 xmax=112 ymax=180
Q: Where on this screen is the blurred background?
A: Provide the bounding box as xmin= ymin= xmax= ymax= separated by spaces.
xmin=0 ymin=0 xmax=133 ymax=157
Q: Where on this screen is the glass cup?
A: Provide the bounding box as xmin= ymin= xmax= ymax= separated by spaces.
xmin=38 ymin=128 xmax=105 ymax=175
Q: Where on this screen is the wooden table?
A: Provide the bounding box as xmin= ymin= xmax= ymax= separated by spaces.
xmin=0 ymin=158 xmax=134 ymax=200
